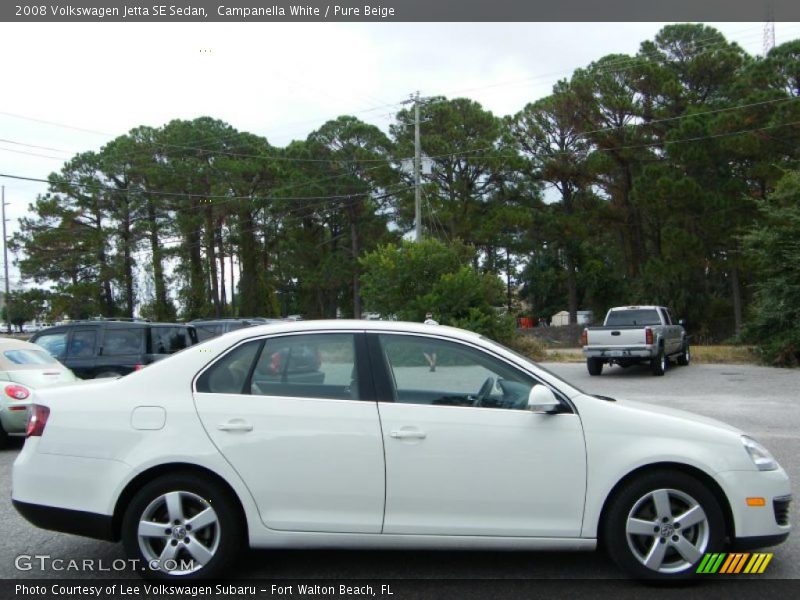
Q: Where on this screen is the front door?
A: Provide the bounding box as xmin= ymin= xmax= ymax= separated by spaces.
xmin=371 ymin=333 xmax=587 ymax=537
xmin=193 ymin=331 xmax=385 ymax=533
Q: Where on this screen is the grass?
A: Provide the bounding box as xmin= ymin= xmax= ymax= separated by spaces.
xmin=689 ymin=345 xmax=760 ymax=364
xmin=510 ymin=339 xmax=762 ymax=365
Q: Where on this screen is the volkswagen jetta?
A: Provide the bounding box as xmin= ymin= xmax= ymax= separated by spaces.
xmin=12 ymin=321 xmax=790 ymax=579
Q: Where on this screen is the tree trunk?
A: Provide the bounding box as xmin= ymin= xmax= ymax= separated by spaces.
xmin=731 ymin=266 xmax=742 ymax=337
xmin=204 ymin=204 xmax=221 ymax=317
xmin=349 ymin=201 xmax=361 ymax=319
xmin=218 ymin=221 xmax=227 ymax=315
xmin=146 ymin=197 xmax=170 ymax=320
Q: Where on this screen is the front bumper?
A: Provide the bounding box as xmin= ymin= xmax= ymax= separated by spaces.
xmin=716 ymin=469 xmax=791 ymax=546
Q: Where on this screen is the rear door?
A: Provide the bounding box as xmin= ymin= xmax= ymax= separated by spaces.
xmin=97 ymin=327 xmax=144 ymax=376
xmin=193 ymin=331 xmax=385 ymax=533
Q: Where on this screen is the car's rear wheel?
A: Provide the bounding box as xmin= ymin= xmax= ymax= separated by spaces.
xmin=587 ymin=358 xmax=604 ymax=376
xmin=603 ymin=470 xmax=725 ymax=580
xmin=677 ymin=342 xmax=691 ymax=366
xmin=121 ymin=473 xmax=242 ymax=580
xmin=0 ymin=423 xmax=8 ymax=448
xmin=650 ymin=347 xmax=667 ymax=376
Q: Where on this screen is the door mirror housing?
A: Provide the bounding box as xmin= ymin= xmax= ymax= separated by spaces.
xmin=678 ymin=319 xmax=686 ymax=327
xmin=527 ymin=385 xmax=561 ymax=414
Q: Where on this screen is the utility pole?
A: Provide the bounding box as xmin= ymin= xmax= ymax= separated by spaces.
xmin=2 ymin=186 xmax=10 ymax=334
xmin=413 ymin=92 xmax=422 ymax=242
xmin=402 ymin=92 xmax=424 ymax=241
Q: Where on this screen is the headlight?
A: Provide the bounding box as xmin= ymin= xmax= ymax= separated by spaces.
xmin=742 ymin=436 xmax=779 ymax=471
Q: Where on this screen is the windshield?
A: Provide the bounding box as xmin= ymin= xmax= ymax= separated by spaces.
xmin=605 ymin=309 xmax=661 ymax=326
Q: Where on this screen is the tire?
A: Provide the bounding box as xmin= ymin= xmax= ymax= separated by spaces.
xmin=650 ymin=347 xmax=667 ymax=376
xmin=603 ymin=470 xmax=725 ymax=580
xmin=0 ymin=423 xmax=8 ymax=449
xmin=677 ymin=341 xmax=691 ymax=366
xmin=121 ymin=472 xmax=242 ymax=580
xmin=587 ymin=358 xmax=604 ymax=376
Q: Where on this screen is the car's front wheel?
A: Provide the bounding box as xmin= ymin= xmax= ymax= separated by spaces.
xmin=603 ymin=470 xmax=725 ymax=580
xmin=121 ymin=473 xmax=242 ymax=579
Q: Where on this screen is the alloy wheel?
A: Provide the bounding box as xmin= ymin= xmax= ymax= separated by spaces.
xmin=137 ymin=490 xmax=221 ymax=575
xmin=625 ymin=488 xmax=709 ymax=574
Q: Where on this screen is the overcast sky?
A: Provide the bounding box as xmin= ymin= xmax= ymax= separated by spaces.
xmin=1 ymin=21 xmax=799 ymax=286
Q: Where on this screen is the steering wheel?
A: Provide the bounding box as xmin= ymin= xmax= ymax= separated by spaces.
xmin=473 ymin=376 xmax=496 ymax=407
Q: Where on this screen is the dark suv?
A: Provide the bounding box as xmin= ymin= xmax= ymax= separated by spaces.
xmin=29 ymin=320 xmax=198 ymax=379
xmin=191 ymin=318 xmax=282 ymax=342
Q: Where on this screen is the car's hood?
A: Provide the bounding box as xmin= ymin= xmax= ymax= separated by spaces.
xmin=604 ymin=396 xmax=742 ymax=434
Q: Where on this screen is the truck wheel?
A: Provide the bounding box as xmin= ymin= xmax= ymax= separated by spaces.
xmin=650 ymin=347 xmax=667 ymax=376
xmin=587 ymin=358 xmax=604 ymax=376
xmin=677 ymin=342 xmax=690 ymax=366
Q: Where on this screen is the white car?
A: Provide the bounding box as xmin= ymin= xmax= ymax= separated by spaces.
xmin=0 ymin=338 xmax=77 ymax=446
xmin=12 ymin=321 xmax=790 ymax=580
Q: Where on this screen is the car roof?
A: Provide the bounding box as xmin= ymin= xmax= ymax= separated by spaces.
xmin=218 ymin=319 xmax=483 ymax=342
xmin=35 ymin=321 xmax=193 ymax=329
xmin=608 ymin=306 xmax=663 ymax=311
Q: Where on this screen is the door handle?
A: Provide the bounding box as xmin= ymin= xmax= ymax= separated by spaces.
xmin=217 ymin=420 xmax=253 ymax=432
xmin=390 ymin=429 xmax=427 ymax=440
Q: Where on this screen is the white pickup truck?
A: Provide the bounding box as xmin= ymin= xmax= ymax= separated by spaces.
xmin=581 ymin=306 xmax=690 ymax=376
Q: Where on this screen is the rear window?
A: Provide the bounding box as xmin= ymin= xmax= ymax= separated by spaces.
xmin=194 ymin=324 xmax=225 ymax=342
xmin=605 ymin=309 xmax=662 ymax=326
xmin=4 ymin=349 xmax=58 ymax=365
xmin=150 ymin=327 xmax=192 ymax=354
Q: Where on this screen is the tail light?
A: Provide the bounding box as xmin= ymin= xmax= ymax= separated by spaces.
xmin=4 ymin=384 xmax=30 ymax=400
xmin=134 ymin=364 xmax=145 ymax=371
xmin=645 ymin=327 xmax=654 ymax=345
xmin=581 ymin=329 xmax=588 ymax=347
xmin=26 ymin=404 xmax=50 ymax=437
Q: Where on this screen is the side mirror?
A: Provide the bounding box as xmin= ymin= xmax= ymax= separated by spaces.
xmin=527 ymin=385 xmax=561 ymax=414
xmin=678 ymin=319 xmax=686 ymax=327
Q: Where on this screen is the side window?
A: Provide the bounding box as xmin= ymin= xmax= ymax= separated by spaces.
xmin=34 ymin=333 xmax=68 ymax=359
xmin=250 ymin=333 xmax=358 ymax=400
xmin=103 ymin=329 xmax=144 ymax=355
xmin=196 ymin=341 xmax=261 ymax=394
xmin=67 ymin=330 xmax=97 ymax=358
xmin=378 ymin=335 xmax=536 ymax=410
xmin=659 ymin=308 xmax=672 ymax=325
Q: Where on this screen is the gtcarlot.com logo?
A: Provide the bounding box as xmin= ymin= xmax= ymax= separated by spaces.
xmin=15 ymin=554 xmax=194 ymax=573
xmin=697 ymin=552 xmax=773 ymax=574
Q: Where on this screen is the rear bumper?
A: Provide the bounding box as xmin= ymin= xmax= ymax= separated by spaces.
xmin=0 ymin=405 xmax=29 ymax=435
xmin=12 ymin=500 xmax=116 ymax=541
xmin=583 ymin=346 xmax=655 ymax=360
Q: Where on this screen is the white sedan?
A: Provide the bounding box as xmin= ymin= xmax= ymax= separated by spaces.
xmin=12 ymin=321 xmax=790 ymax=580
